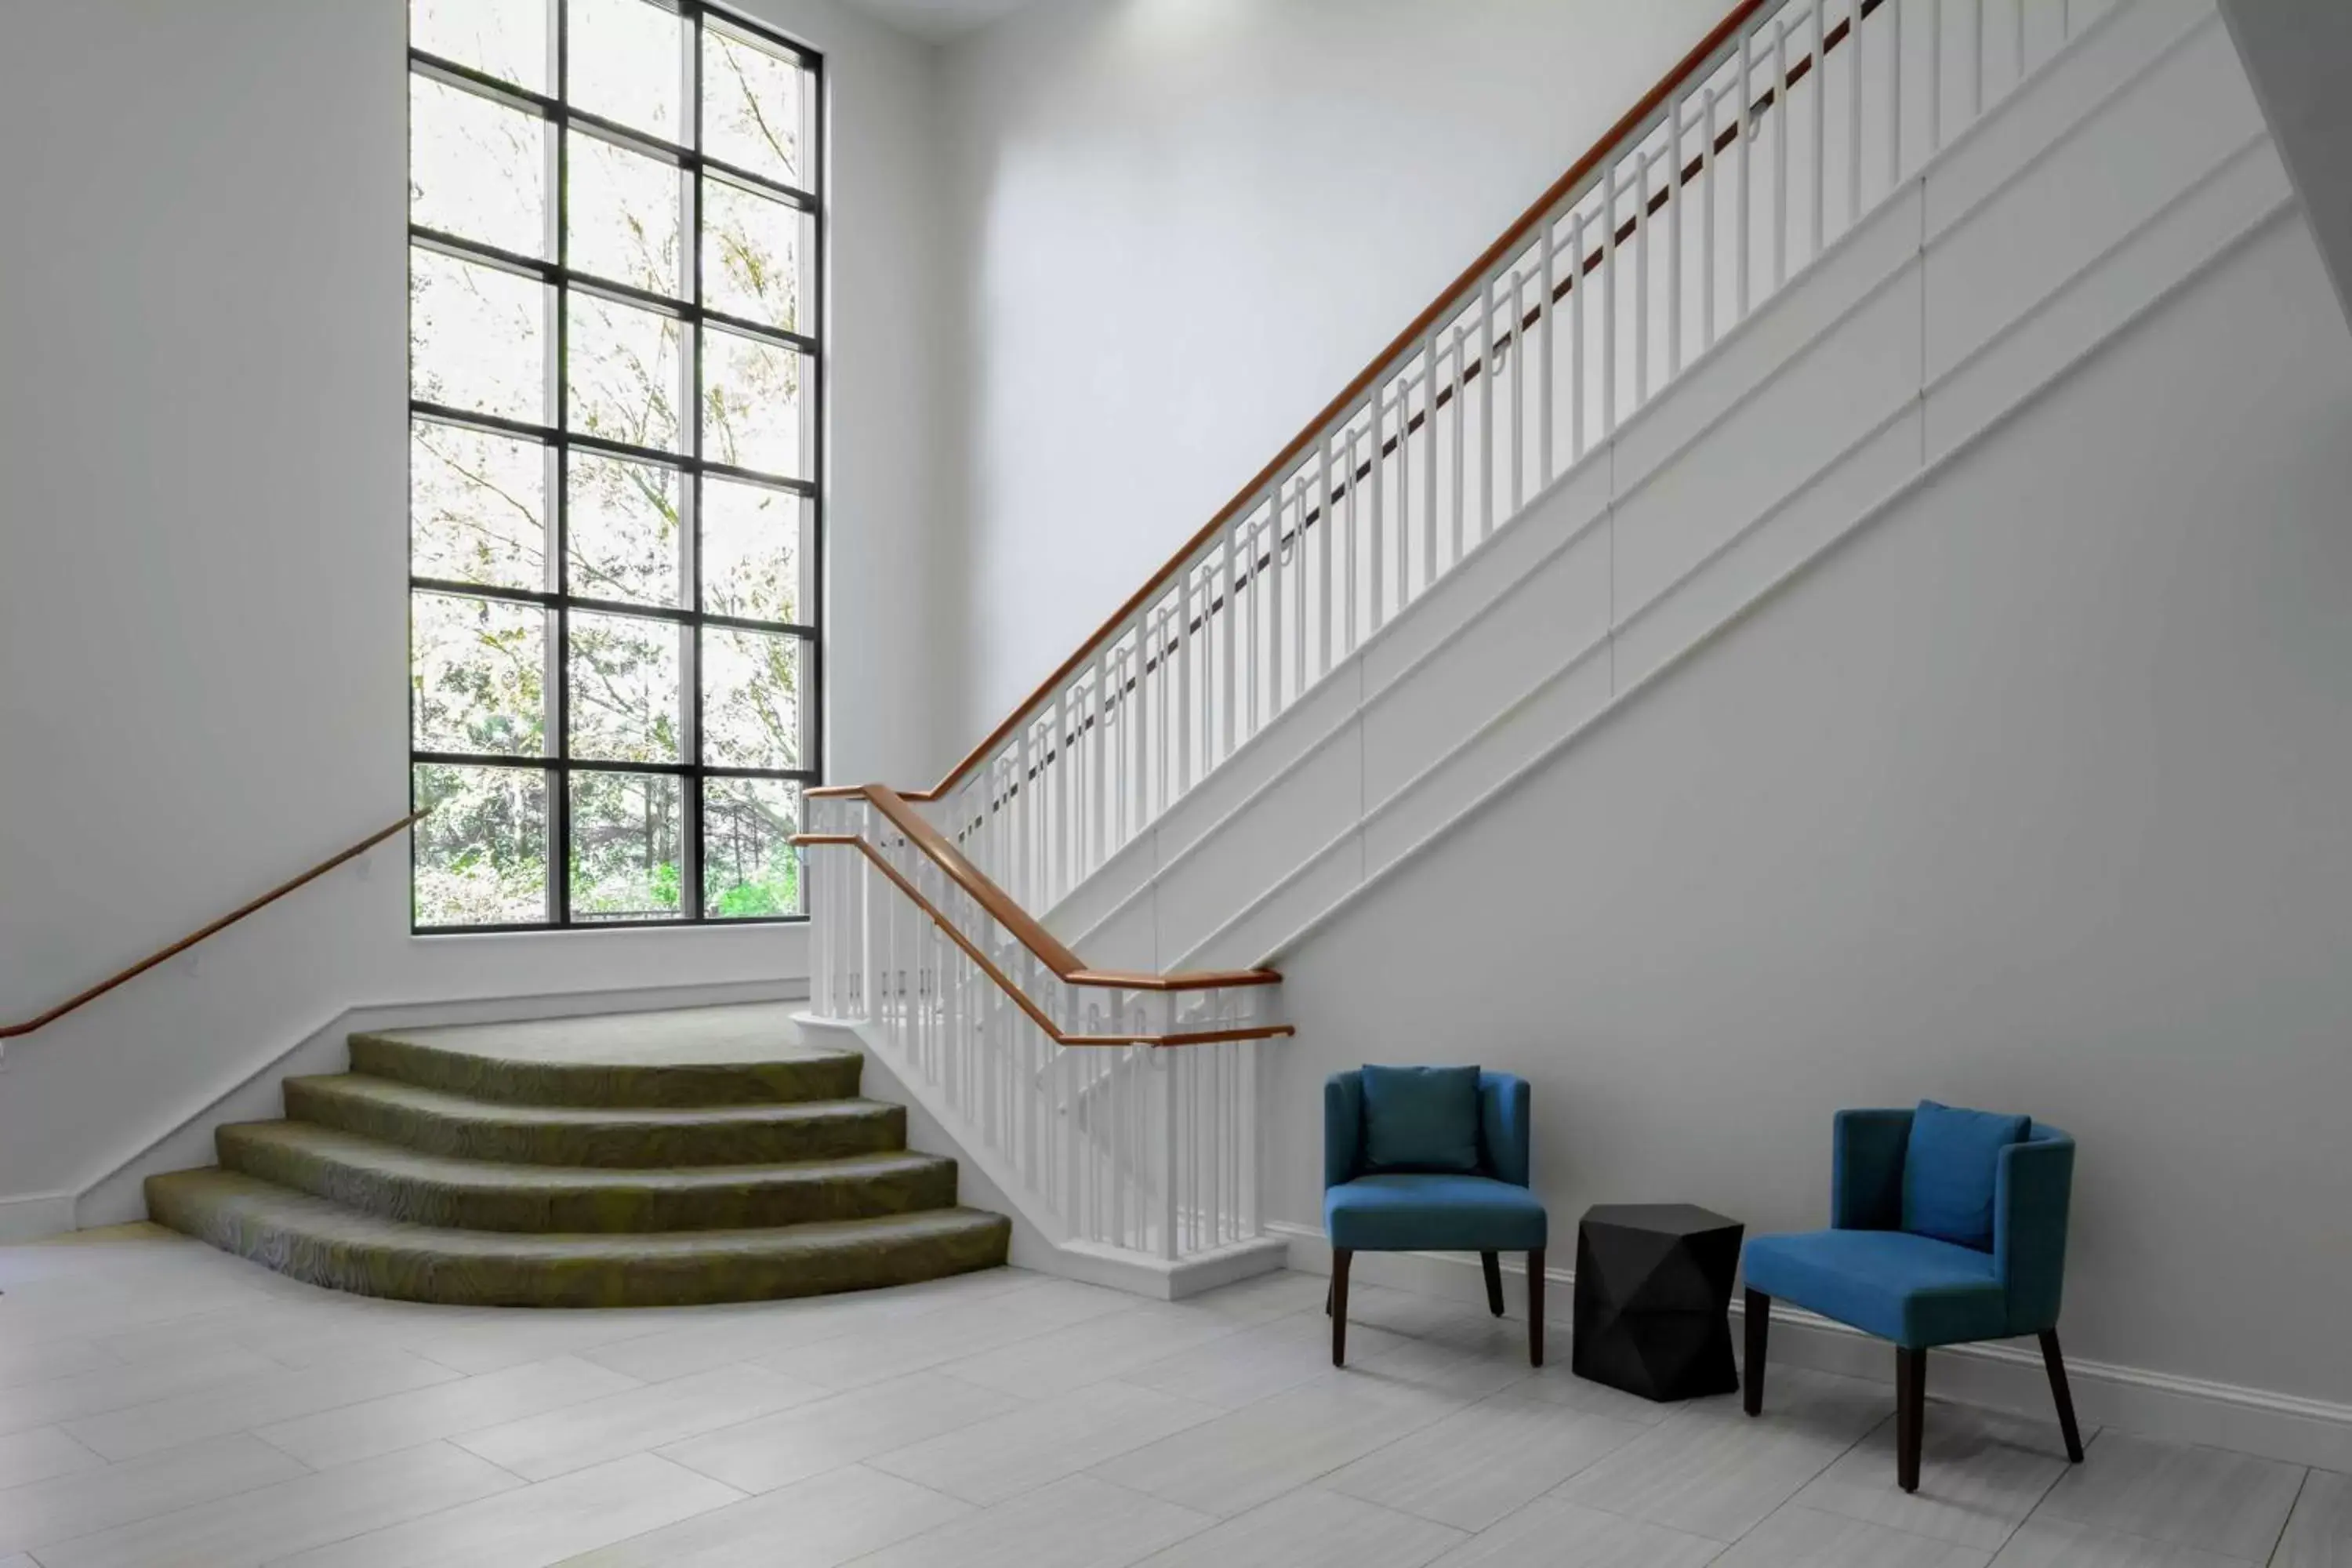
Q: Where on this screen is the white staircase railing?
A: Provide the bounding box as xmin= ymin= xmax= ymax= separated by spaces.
xmin=800 ymin=789 xmax=1287 ymax=1270
xmin=902 ymin=0 xmax=2110 ymax=918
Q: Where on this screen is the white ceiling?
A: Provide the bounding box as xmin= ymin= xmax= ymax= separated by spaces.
xmin=839 ymin=0 xmax=1044 ymax=42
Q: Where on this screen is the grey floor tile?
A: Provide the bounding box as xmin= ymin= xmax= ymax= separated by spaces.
xmin=841 ymin=1474 xmax=1212 ymax=1568
xmin=2029 ymin=1432 xmax=2305 ymax=1560
xmin=454 ymin=1363 xmax=827 ymax=1480
xmin=1989 ymin=1519 xmax=2261 ymax=1567
xmin=869 ymin=1379 xmax=1222 ymax=1506
xmin=1792 ymin=1405 xmax=2082 ymax=1548
xmin=1134 ymin=1487 xmax=1465 ymax=1568
xmin=0 ymin=1432 xmax=310 ymax=1557
xmin=256 ymin=1355 xmax=643 ymax=1469
xmin=31 ymin=1442 xmax=520 ymax=1568
xmin=1552 ymin=1404 xmax=1859 ymax=1541
xmin=1124 ymin=1308 xmax=1411 ymax=1410
xmin=64 ymin=1351 xmax=464 ymax=1461
xmin=2277 ymin=1469 xmax=2352 ymax=1567
xmin=0 ymin=1426 xmax=105 ymax=1490
xmin=660 ymin=1370 xmax=1022 ymax=1494
xmin=262 ymin=1452 xmax=741 ymax=1567
xmin=554 ymin=1462 xmax=973 ymax=1568
xmin=1090 ymin=1370 xmax=1467 ymax=1519
xmin=941 ymin=1302 xmax=1246 ymax=1399
xmin=1323 ymin=1392 xmax=1646 ymax=1530
xmin=1425 ymin=1496 xmax=1724 ymax=1567
xmin=1711 ymin=1504 xmax=1994 ymax=1566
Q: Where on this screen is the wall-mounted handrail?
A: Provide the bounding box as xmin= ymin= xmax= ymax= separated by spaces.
xmin=904 ymin=0 xmax=1784 ymax=805
xmin=0 ymin=810 xmax=428 ymax=1042
xmin=796 ymin=783 xmax=1282 ymax=993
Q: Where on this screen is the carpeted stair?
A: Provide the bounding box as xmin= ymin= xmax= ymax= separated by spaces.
xmin=146 ymin=1004 xmax=1010 ymax=1307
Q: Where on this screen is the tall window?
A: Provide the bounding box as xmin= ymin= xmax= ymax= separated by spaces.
xmin=407 ymin=0 xmax=821 ymax=931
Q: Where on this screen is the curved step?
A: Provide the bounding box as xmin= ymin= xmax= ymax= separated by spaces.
xmin=285 ymin=1075 xmax=906 ymax=1168
xmin=144 ymin=1169 xmax=1012 ymax=1308
xmin=350 ymin=1009 xmax=862 ymax=1108
xmin=218 ymin=1121 xmax=961 ymax=1234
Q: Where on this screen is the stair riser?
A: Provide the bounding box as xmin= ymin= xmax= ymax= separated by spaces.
xmin=285 ymin=1080 xmax=906 ymax=1168
xmin=143 ymin=1176 xmax=1012 ymax=1308
xmin=347 ymin=1032 xmax=865 ymax=1108
xmin=217 ymin=1131 xmax=960 ymax=1235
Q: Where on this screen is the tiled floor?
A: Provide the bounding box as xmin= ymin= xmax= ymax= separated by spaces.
xmin=0 ymin=1225 xmax=2338 ymax=1567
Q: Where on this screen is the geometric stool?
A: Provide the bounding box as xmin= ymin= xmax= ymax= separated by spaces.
xmin=1572 ymin=1203 xmax=1744 ymax=1402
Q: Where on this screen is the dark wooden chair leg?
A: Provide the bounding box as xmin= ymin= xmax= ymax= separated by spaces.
xmin=1744 ymin=1289 xmax=1769 ymax=1416
xmin=2039 ymin=1329 xmax=2086 ymax=1463
xmin=1481 ymin=1252 xmax=1505 ymax=1316
xmin=1330 ymin=1250 xmax=1352 ymax=1367
xmin=1324 ymin=1278 xmax=1333 ymax=1316
xmin=1526 ymin=1250 xmax=1545 ymax=1367
xmin=1896 ymin=1347 xmax=1927 ymax=1494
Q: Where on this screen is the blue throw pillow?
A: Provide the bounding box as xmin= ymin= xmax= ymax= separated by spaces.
xmin=1902 ymin=1100 xmax=2031 ymax=1251
xmin=1360 ymin=1065 xmax=1483 ymax=1174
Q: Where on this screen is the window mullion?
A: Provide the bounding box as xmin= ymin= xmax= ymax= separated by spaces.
xmin=549 ymin=0 xmax=572 ymax=929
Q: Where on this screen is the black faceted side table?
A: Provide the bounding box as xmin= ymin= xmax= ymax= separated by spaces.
xmin=1572 ymin=1203 xmax=1744 ymax=1402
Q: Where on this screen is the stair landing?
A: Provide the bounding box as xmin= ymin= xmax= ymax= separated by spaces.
xmin=146 ymin=1004 xmax=1011 ymax=1308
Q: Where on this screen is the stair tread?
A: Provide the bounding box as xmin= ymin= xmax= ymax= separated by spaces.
xmin=151 ymin=1168 xmax=1002 ymax=1257
xmin=288 ymin=1073 xmax=895 ymax=1127
xmin=146 ymin=1169 xmax=1011 ymax=1306
xmin=220 ymin=1119 xmax=953 ymax=1191
xmin=347 ymin=1003 xmax=859 ymax=1108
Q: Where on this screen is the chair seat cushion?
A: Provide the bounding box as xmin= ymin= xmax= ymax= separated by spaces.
xmin=1744 ymin=1229 xmax=2008 ymax=1348
xmin=1325 ymin=1174 xmax=1548 ymax=1253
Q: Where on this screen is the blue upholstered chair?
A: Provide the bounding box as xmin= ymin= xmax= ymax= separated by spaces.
xmin=1323 ymin=1066 xmax=1547 ymax=1367
xmin=1742 ymin=1104 xmax=2083 ymax=1493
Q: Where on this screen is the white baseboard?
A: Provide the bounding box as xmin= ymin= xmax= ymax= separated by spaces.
xmin=1267 ymin=1221 xmax=2352 ymax=1472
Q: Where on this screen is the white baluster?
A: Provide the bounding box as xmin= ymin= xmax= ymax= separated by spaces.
xmin=1809 ymin=0 xmax=1825 ymax=264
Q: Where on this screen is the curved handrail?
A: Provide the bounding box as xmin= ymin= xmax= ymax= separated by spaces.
xmin=0 ymin=810 xmax=429 ymax=1041
xmin=901 ymin=0 xmax=1784 ymax=804
xmin=794 ymin=783 xmax=1282 ymax=993
xmin=797 ymin=832 xmax=1293 ymax=1048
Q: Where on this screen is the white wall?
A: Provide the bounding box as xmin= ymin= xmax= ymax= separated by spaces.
xmin=0 ymin=0 xmax=951 ymax=1232
xmin=1265 ymin=208 xmax=2352 ymax=1407
xmin=935 ymin=0 xmax=1730 ymax=752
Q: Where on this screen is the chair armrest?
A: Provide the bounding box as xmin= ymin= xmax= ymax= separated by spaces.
xmin=1324 ymin=1072 xmax=1365 ymax=1190
xmin=1996 ymin=1127 xmax=2074 ymax=1334
xmin=1832 ymin=1109 xmax=1914 ymax=1229
xmin=1479 ymin=1073 xmax=1532 ymax=1188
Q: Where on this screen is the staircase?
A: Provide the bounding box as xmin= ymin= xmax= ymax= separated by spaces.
xmin=797 ymin=0 xmax=2293 ymax=1287
xmin=146 ymin=1004 xmax=1011 ymax=1306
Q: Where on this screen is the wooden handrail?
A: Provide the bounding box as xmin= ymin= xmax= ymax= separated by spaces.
xmin=797 ymin=835 xmax=1292 ymax=1047
xmin=794 ymin=783 xmax=1283 ymax=994
xmin=905 ymin=0 xmax=1778 ymax=804
xmin=0 ymin=810 xmax=429 ymax=1042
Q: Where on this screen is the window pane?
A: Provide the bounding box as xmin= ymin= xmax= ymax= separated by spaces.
xmin=702 ymin=328 xmax=805 ymax=477
xmin=568 ymin=609 xmax=681 ymax=762
xmin=570 ymin=770 xmax=684 ymax=921
xmin=701 ymin=477 xmax=803 ymax=624
xmin=704 ymin=778 xmax=801 ymax=917
xmin=568 ymin=292 xmax=682 ymax=451
xmin=568 ymin=131 xmax=681 ymax=296
xmin=702 ymin=626 xmax=804 ymax=769
xmin=411 ymin=0 xmax=548 ymax=94
xmin=413 ymin=763 xmax=550 ymax=926
xmin=410 ymin=75 xmax=548 ymax=258
xmin=412 ymin=248 xmax=548 ymax=423
xmin=570 ymin=0 xmax=685 ymax=143
xmin=702 ymin=180 xmax=810 ymax=334
xmin=412 ymin=590 xmax=547 ymax=756
xmin=568 ymin=454 xmax=681 ymax=608
xmin=702 ymin=27 xmax=804 ymax=187
xmin=411 ymin=419 xmax=547 ymax=590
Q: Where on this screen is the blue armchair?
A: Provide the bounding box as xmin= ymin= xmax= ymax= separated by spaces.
xmin=1742 ymin=1105 xmax=2083 ymax=1493
xmin=1323 ymin=1067 xmax=1548 ymax=1367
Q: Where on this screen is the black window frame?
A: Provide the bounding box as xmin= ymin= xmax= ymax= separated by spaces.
xmin=406 ymin=0 xmax=824 ymax=934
